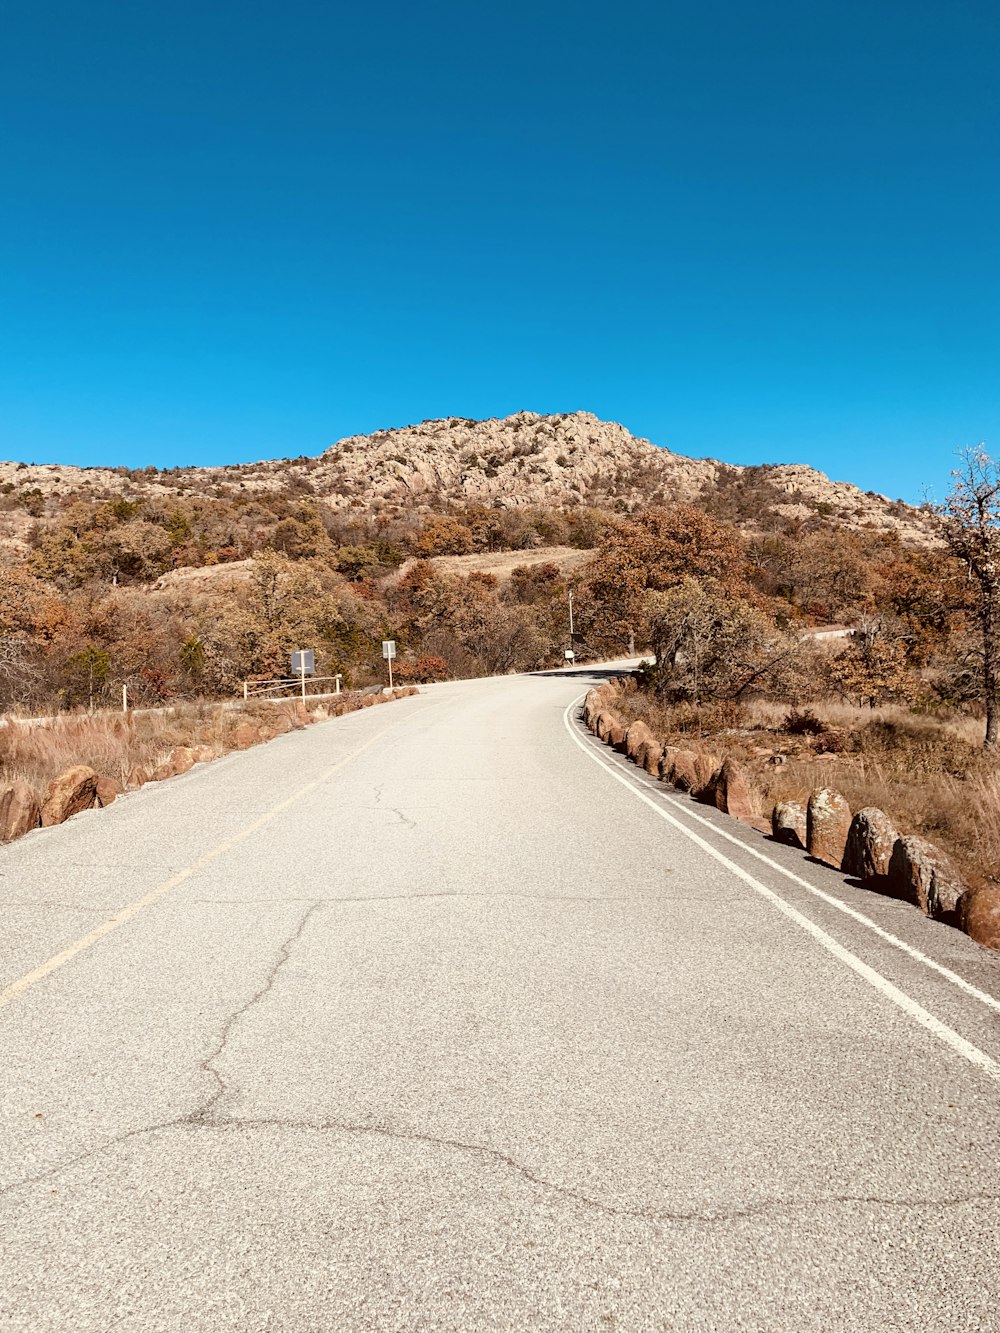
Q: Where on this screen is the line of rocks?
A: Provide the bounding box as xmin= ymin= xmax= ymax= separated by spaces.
xmin=0 ymin=687 xmax=420 ymax=845
xmin=583 ymin=683 xmax=1000 ymax=954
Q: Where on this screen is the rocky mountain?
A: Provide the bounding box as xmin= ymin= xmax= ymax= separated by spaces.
xmin=0 ymin=410 xmax=938 ymax=543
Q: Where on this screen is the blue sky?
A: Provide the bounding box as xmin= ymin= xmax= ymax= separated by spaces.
xmin=1 ymin=0 xmax=997 ymax=502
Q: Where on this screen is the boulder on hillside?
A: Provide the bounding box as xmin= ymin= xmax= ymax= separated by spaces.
xmin=888 ymin=836 xmax=965 ymax=921
xmin=697 ymin=758 xmax=755 ymax=822
xmin=806 ymin=788 xmax=852 ymax=867
xmin=771 ymin=800 xmax=807 ymax=849
xmin=126 ymin=765 xmax=149 ymax=789
xmin=41 ymin=766 xmax=99 ymax=827
xmin=958 ymin=887 xmax=1000 ymax=951
xmin=842 ymin=807 xmax=898 ymax=881
xmin=95 ymin=776 xmax=119 ymax=808
xmin=0 ymin=781 xmax=42 ymax=841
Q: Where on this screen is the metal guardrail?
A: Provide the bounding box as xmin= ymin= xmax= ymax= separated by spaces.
xmin=242 ymin=675 xmax=343 ymax=702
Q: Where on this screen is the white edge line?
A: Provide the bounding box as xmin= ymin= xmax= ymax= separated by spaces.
xmin=563 ymin=696 xmax=1000 ymax=1084
xmin=566 ymin=696 xmax=1000 ymax=1017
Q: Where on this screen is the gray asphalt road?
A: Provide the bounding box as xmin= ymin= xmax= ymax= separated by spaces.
xmin=2 ymin=665 xmax=999 ymax=1332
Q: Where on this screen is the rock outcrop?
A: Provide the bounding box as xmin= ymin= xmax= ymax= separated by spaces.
xmin=806 ymin=788 xmax=852 ymax=867
xmin=0 ymin=412 xmax=941 ymax=549
xmin=888 ymin=836 xmax=965 ymax=920
xmin=841 ymin=807 xmax=898 ymax=881
xmin=40 ymin=766 xmax=99 ymax=827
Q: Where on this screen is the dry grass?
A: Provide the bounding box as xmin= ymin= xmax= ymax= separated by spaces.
xmin=0 ymin=690 xmax=415 ymax=806
xmin=394 ymin=545 xmax=593 ymax=583
xmin=614 ymin=682 xmax=1000 ymax=891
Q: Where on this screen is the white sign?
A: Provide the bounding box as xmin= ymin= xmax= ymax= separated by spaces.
xmin=564 ymin=650 xmax=575 ymax=661
xmin=382 ymin=640 xmax=396 ymax=660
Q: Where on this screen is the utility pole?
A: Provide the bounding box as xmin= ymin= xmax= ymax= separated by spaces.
xmin=568 ymin=589 xmax=574 ymax=663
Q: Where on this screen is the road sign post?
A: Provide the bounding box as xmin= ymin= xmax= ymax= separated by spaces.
xmin=291 ymin=649 xmax=316 ymax=704
xmin=382 ymin=639 xmax=396 ymax=690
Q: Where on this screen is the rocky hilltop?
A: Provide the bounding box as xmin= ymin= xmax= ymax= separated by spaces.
xmin=0 ymin=410 xmax=937 ymax=542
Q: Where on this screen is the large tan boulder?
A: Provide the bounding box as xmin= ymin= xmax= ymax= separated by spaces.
xmin=595 ymin=710 xmax=615 ymax=742
xmin=771 ymin=800 xmax=807 ymax=849
xmin=41 ymin=766 xmax=99 ymax=827
xmin=614 ymin=720 xmax=664 ymax=775
xmin=806 ymin=788 xmax=852 ymax=867
xmin=637 ymin=737 xmax=664 ymax=776
xmin=667 ymin=750 xmax=718 ymax=793
xmin=959 ymin=887 xmax=1000 ymax=951
xmin=583 ymin=689 xmax=604 ymax=730
xmin=658 ymin=745 xmax=679 ymax=780
xmin=697 ymin=758 xmax=755 ymax=822
xmin=126 ymin=765 xmax=149 ymax=789
xmin=95 ymin=776 xmax=119 ymax=808
xmin=171 ymin=747 xmax=196 ymax=776
xmin=889 ymin=836 xmax=965 ymax=920
xmin=0 ymin=781 xmax=42 ymax=841
xmin=842 ymin=807 xmax=898 ymax=881
xmin=231 ymin=722 xmax=262 ymax=750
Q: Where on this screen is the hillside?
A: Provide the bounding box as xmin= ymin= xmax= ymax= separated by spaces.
xmin=0 ymin=410 xmax=938 ymax=544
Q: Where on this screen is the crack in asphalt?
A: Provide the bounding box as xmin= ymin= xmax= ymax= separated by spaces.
xmin=5 ymin=894 xmax=999 ymax=1226
xmin=5 ymin=1108 xmax=1000 ymax=1229
xmin=187 ymin=900 xmax=323 ymax=1123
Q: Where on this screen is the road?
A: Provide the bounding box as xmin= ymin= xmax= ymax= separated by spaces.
xmin=1 ymin=664 xmax=999 ymax=1331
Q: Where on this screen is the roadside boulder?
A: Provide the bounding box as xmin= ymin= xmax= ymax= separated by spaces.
xmin=171 ymin=747 xmax=196 ymax=776
xmin=624 ymin=721 xmax=655 ymax=766
xmin=888 ymin=836 xmax=965 ymax=921
xmin=231 ymin=722 xmax=262 ymax=750
xmin=806 ymin=788 xmax=852 ymax=867
xmin=126 ymin=765 xmax=149 ymax=789
xmin=95 ymin=776 xmax=119 ymax=808
xmin=842 ymin=807 xmax=898 ymax=881
xmin=697 ymin=757 xmax=755 ymax=822
xmin=667 ymin=750 xmax=718 ymax=794
xmin=637 ymin=736 xmax=664 ymax=776
xmin=583 ymin=689 xmax=604 ymax=730
xmin=40 ymin=766 xmax=99 ymax=827
xmin=607 ymin=719 xmax=626 ymax=748
xmin=958 ymin=887 xmax=1000 ymax=951
xmin=0 ymin=781 xmax=41 ymax=841
xmin=771 ymin=800 xmax=807 ymax=849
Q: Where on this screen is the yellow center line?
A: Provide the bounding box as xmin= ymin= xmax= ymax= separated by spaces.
xmin=0 ymin=721 xmax=400 ymax=1013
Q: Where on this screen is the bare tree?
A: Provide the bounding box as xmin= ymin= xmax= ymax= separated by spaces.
xmin=940 ymin=446 xmax=1000 ymax=747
